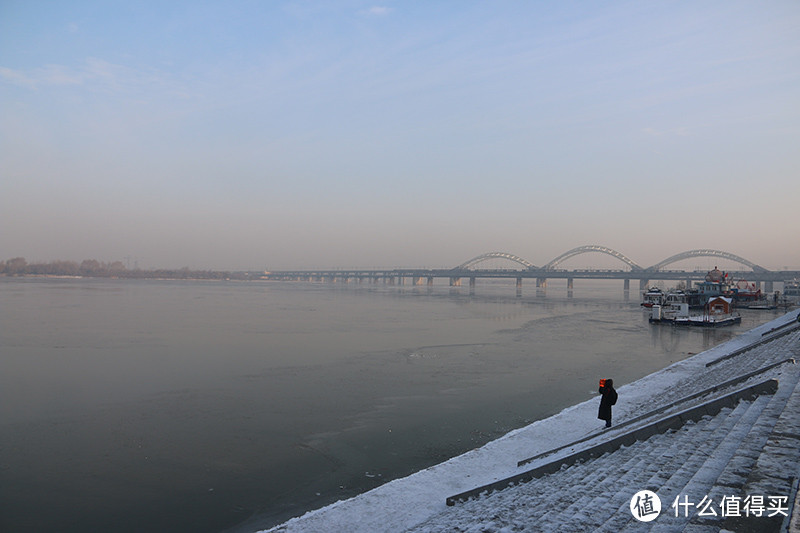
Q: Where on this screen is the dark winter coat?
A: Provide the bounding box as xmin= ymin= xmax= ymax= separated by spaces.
xmin=597 ymin=385 xmax=618 ymax=421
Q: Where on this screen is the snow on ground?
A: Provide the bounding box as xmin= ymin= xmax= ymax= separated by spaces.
xmin=264 ymin=311 xmax=800 ymax=533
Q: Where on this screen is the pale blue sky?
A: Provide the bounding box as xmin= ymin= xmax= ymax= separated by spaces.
xmin=2 ymin=1 xmax=799 ymax=270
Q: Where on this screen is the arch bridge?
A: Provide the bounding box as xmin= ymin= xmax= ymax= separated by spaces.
xmin=261 ymin=246 xmax=797 ymax=295
xmin=455 ymin=252 xmax=537 ymax=270
xmin=454 ymin=246 xmax=767 ymax=274
xmin=445 ymin=246 xmax=778 ymax=291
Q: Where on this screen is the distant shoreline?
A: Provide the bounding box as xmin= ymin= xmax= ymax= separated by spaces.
xmin=0 ymin=257 xmax=260 ymax=281
xmin=1 ymin=273 xmax=259 ymax=282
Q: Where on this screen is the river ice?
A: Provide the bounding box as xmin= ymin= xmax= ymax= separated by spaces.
xmin=265 ymin=310 xmax=800 ymax=532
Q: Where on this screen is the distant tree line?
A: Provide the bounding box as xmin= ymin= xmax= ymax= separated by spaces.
xmin=0 ymin=257 xmax=256 ymax=280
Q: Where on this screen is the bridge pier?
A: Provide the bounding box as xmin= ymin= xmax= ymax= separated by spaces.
xmin=536 ymin=277 xmax=547 ymax=297
xmin=516 ymin=277 xmax=522 ymax=297
xmin=427 ymin=276 xmax=434 ymax=287
xmin=639 ymin=279 xmax=649 ymax=291
xmin=469 ymin=277 xmax=476 ymax=294
xmin=413 ymin=276 xmax=424 ymax=286
xmin=567 ymin=277 xmax=573 ymax=298
xmin=450 ymin=277 xmax=461 ymax=287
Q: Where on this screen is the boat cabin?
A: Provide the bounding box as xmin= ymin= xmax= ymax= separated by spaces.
xmin=785 ymin=280 xmax=800 ymax=299
xmin=695 ymin=280 xmax=732 ymax=298
xmin=641 ymin=287 xmax=665 ymax=307
xmin=707 ymin=296 xmax=734 ymax=315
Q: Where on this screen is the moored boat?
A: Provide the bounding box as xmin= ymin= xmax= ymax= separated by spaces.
xmin=641 ymin=287 xmax=665 ymax=307
xmin=649 ymin=296 xmax=741 ymax=327
xmin=784 ymin=279 xmax=800 ymax=304
xmin=731 ymin=279 xmax=761 ymax=303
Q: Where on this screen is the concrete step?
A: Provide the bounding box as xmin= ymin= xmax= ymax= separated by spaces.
xmin=530 ymin=403 xmax=740 ymax=530
xmin=532 ymin=438 xmax=659 ymax=520
xmin=633 ymin=329 xmax=799 ymax=417
xmin=713 ymin=368 xmax=800 ymax=532
xmin=646 ymin=396 xmax=770 ymax=532
xmin=552 ymin=421 xmax=718 ymax=530
xmin=434 ymin=382 xmax=778 ymax=531
xmin=697 ymin=366 xmax=800 ymax=509
xmin=603 ymin=400 xmax=757 ymax=532
xmin=543 ymin=399 xmax=760 ymax=531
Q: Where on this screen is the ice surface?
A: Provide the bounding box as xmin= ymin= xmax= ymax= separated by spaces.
xmin=264 ymin=311 xmax=800 ymax=532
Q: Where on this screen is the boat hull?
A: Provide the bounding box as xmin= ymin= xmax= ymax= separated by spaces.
xmin=649 ymin=315 xmax=742 ymax=327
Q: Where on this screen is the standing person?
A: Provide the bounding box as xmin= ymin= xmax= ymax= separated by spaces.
xmin=598 ymin=378 xmax=618 ymax=428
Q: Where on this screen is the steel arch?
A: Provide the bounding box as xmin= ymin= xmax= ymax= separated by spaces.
xmin=455 ymin=252 xmax=537 ymax=270
xmin=543 ymin=245 xmax=643 ymax=271
xmin=647 ymin=249 xmax=768 ymax=273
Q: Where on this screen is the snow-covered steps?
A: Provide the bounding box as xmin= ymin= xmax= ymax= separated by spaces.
xmin=446 ymin=377 xmax=780 ymax=507
xmin=631 ymin=328 xmax=800 ymax=419
xmin=692 ymin=366 xmax=800 ymax=532
xmin=517 ymin=356 xmax=794 ymax=470
xmin=705 ymin=318 xmax=800 ymax=368
xmin=413 ymin=401 xmax=757 ymax=531
xmin=417 ymin=362 xmax=800 ymax=532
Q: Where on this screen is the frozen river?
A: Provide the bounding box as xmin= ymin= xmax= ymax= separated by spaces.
xmin=0 ymin=277 xmax=785 ymax=532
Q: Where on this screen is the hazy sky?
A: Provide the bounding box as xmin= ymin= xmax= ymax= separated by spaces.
xmin=2 ymin=1 xmax=799 ymax=270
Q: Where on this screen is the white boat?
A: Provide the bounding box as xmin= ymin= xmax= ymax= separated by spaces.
xmin=649 ymin=296 xmax=741 ymax=327
xmin=641 ymin=287 xmax=665 ymax=307
xmin=784 ymin=279 xmax=800 ymax=304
